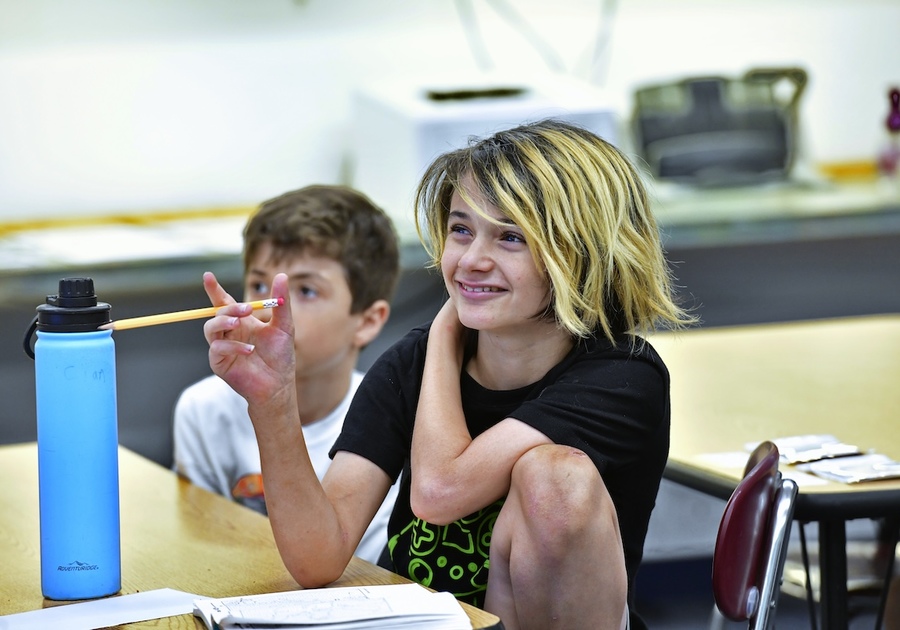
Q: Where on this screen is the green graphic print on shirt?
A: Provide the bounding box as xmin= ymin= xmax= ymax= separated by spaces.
xmin=387 ymin=499 xmax=504 ymax=608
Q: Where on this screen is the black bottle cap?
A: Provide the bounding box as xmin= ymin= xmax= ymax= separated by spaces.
xmin=36 ymin=277 xmax=112 ymax=332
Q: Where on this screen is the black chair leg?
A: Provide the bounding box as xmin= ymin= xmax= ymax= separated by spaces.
xmin=874 ymin=517 xmax=899 ymax=630
xmin=799 ymin=522 xmax=819 ymax=630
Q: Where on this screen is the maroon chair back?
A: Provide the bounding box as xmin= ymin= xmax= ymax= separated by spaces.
xmin=712 ymin=440 xmax=780 ymax=621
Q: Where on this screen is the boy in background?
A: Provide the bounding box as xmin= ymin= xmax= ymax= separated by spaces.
xmin=173 ymin=185 xmax=400 ymax=564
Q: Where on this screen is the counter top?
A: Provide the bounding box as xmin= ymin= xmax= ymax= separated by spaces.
xmin=2 ymin=179 xmax=898 ymax=304
xmin=652 ymin=178 xmax=900 ymax=247
xmin=0 ymin=212 xmax=250 ymax=305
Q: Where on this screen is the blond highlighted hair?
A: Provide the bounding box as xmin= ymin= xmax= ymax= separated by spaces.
xmin=415 ymin=119 xmax=695 ymax=344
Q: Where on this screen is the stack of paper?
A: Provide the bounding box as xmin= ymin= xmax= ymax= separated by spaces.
xmin=747 ymin=434 xmax=861 ymax=464
xmin=745 ymin=434 xmax=900 ymax=484
xmin=193 ymin=583 xmax=473 ymax=629
xmin=797 ymin=454 xmax=900 ymax=484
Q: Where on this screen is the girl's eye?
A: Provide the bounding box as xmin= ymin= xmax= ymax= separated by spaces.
xmin=448 ymin=223 xmax=471 ymax=236
xmin=501 ymin=231 xmax=525 ymax=244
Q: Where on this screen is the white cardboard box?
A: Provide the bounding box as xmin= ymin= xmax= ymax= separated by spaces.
xmin=352 ymin=75 xmax=619 ymax=241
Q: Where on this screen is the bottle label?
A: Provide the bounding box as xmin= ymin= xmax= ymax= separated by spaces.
xmin=57 ymin=560 xmax=100 ymax=572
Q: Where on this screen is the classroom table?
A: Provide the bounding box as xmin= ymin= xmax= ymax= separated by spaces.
xmin=651 ymin=314 xmax=900 ymax=630
xmin=0 ymin=442 xmax=503 ymax=629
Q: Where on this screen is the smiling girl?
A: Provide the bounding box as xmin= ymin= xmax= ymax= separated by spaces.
xmin=202 ymin=119 xmax=695 ymax=630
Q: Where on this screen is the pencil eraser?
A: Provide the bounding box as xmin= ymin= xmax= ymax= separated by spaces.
xmin=277 ymin=297 xmax=285 ymax=306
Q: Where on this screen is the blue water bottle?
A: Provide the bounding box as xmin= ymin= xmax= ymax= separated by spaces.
xmin=23 ymin=277 xmax=121 ymax=600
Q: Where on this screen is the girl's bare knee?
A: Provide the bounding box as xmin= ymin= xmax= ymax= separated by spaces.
xmin=509 ymin=445 xmax=616 ymax=550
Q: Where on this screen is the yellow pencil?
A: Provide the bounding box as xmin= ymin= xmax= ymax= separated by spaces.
xmin=100 ymin=297 xmax=284 ymax=331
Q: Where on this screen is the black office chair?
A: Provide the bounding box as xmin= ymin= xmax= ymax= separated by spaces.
xmin=710 ymin=440 xmax=799 ymax=630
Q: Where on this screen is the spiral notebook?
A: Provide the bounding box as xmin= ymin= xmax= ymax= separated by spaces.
xmin=192 ymin=583 xmax=471 ymax=630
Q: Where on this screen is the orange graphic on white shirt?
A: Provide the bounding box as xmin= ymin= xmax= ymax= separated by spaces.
xmin=232 ymin=473 xmax=265 ymax=501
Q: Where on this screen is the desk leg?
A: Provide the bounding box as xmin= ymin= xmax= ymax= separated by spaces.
xmin=818 ymin=519 xmax=848 ymax=630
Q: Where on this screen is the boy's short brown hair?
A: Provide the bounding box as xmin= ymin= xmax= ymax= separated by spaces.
xmin=243 ymin=185 xmax=400 ymax=313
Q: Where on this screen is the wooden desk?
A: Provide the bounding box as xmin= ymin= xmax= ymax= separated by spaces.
xmin=651 ymin=315 xmax=900 ymax=629
xmin=0 ymin=443 xmax=503 ymax=629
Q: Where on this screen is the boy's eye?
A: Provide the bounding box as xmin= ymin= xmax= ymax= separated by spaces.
xmin=297 ymin=285 xmax=319 ymax=299
xmin=247 ymin=281 xmax=270 ymax=296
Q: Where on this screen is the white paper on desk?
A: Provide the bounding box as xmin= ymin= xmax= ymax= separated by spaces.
xmin=780 ymin=469 xmax=830 ymax=487
xmin=745 ymin=434 xmax=861 ymax=464
xmin=798 ymin=454 xmax=900 ymax=484
xmin=0 ymin=588 xmax=199 ymax=630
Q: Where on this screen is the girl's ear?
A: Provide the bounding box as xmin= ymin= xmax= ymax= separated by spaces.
xmin=353 ymin=299 xmax=391 ymax=349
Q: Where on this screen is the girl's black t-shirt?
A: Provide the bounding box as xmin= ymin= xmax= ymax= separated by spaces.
xmin=332 ymin=323 xmax=670 ymax=612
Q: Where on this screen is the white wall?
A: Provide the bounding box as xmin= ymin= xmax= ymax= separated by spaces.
xmin=1 ymin=0 xmax=898 ymax=222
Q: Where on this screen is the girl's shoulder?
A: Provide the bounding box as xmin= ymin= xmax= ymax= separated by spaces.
xmin=570 ymin=332 xmax=669 ymax=378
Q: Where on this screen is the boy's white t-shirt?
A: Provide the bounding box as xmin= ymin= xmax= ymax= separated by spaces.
xmin=172 ymin=370 xmax=397 ymax=565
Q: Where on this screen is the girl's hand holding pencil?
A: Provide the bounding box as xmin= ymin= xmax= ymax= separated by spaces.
xmin=201 ymin=270 xmax=296 ymax=412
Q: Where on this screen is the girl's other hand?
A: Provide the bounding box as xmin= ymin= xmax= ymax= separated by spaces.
xmin=431 ymin=298 xmax=467 ymax=367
